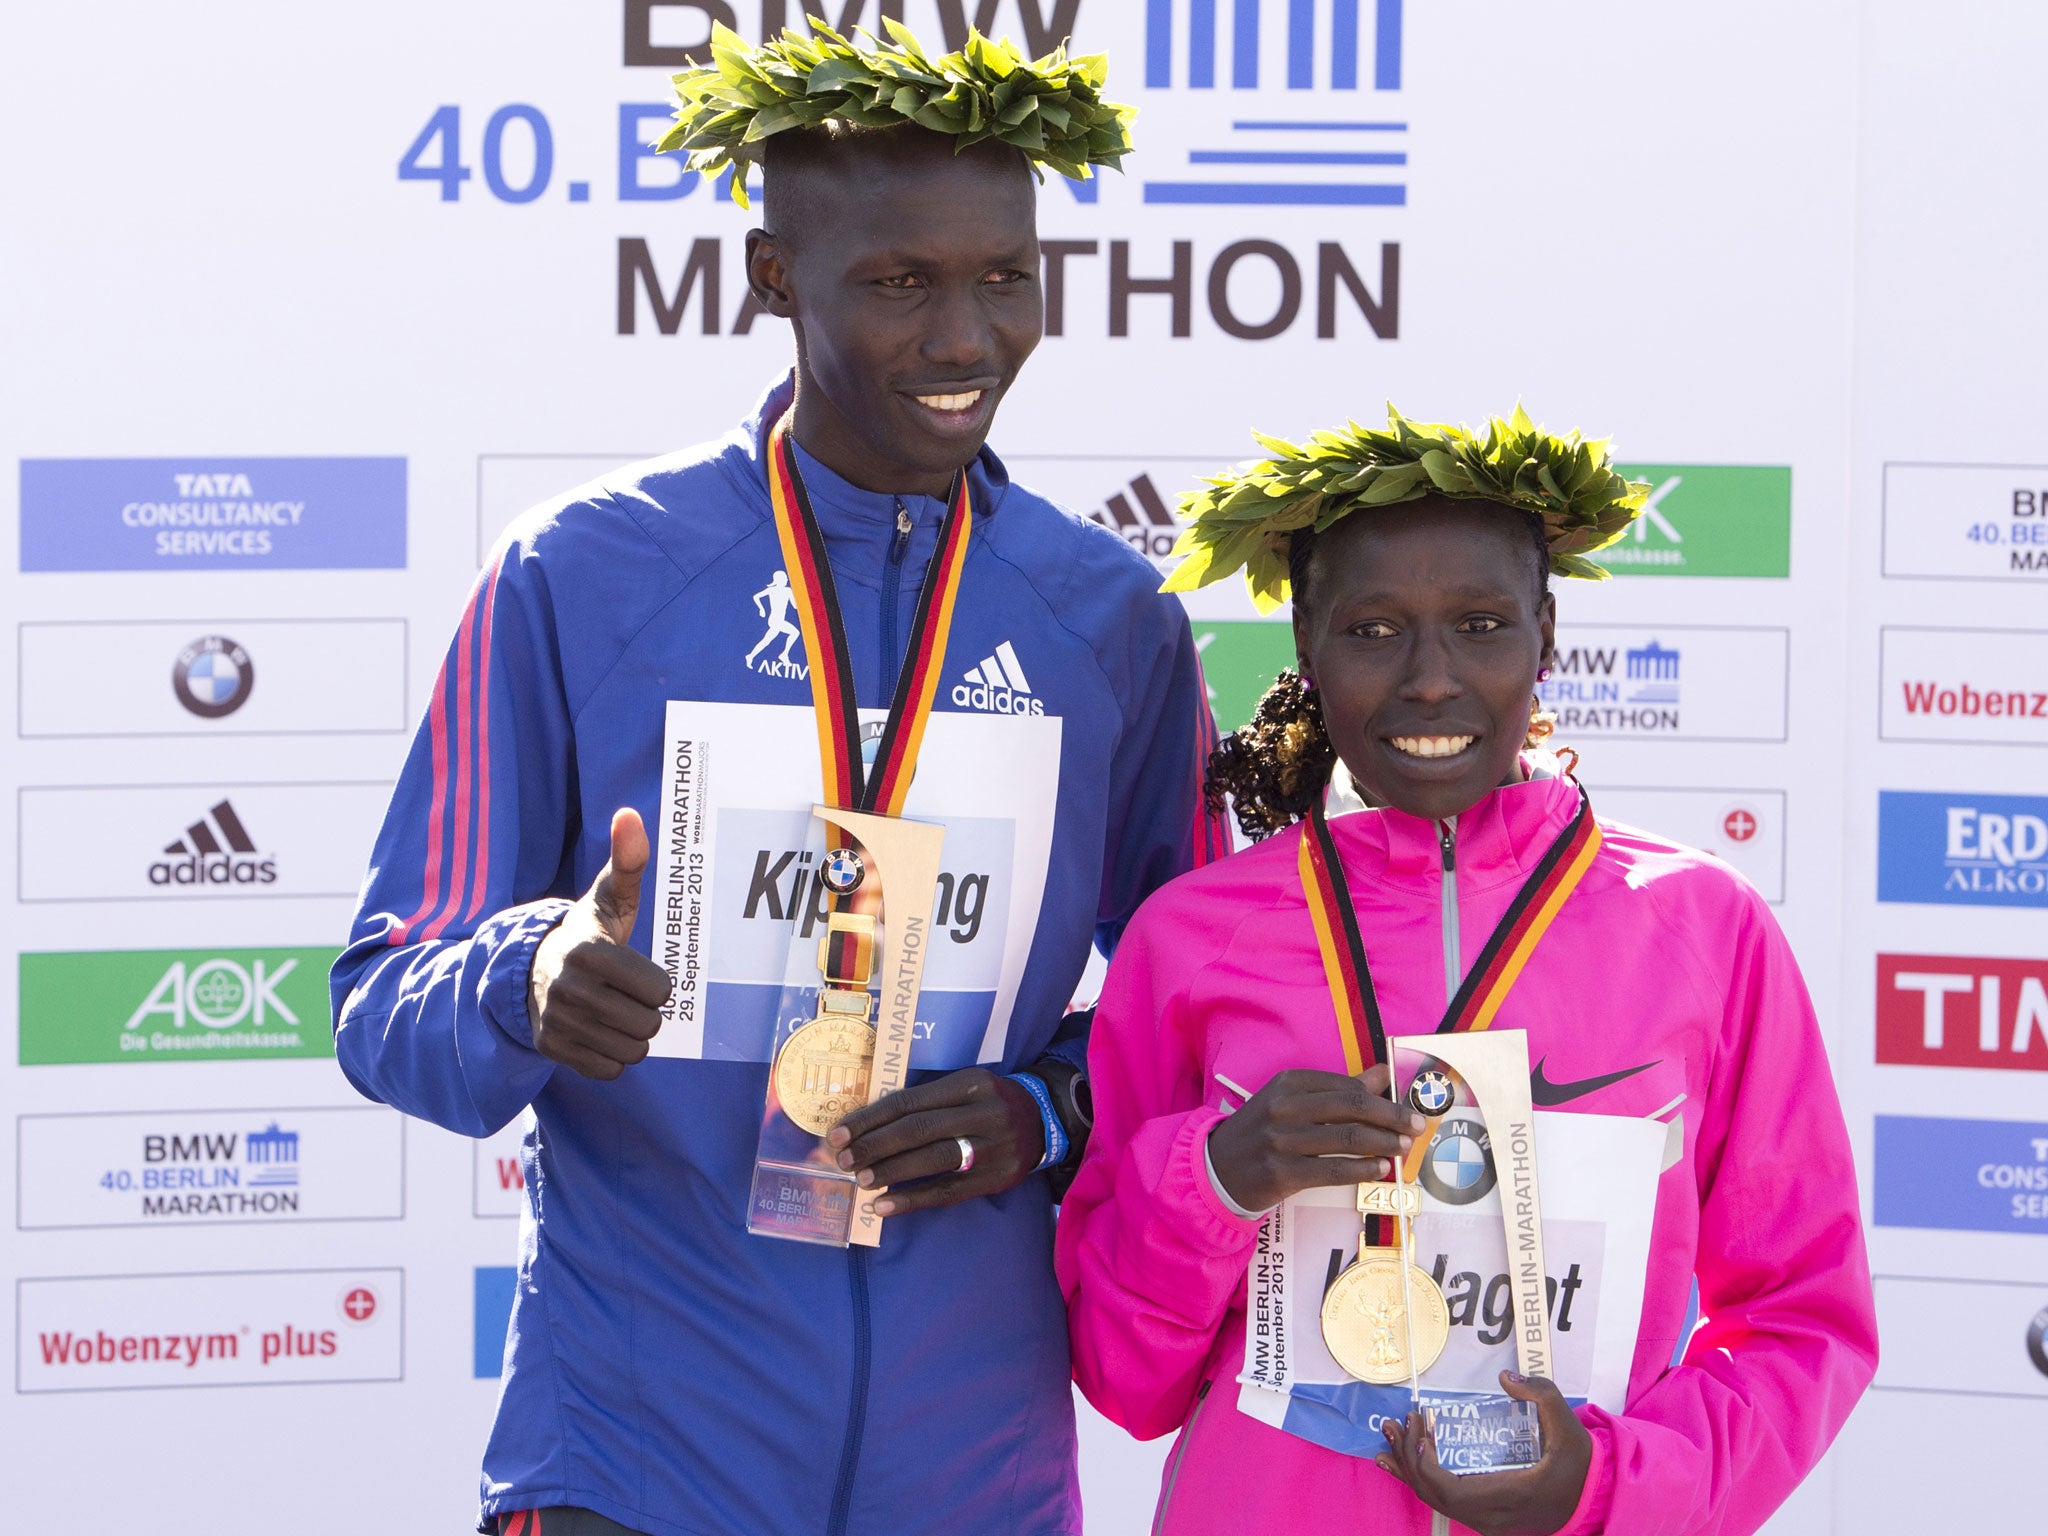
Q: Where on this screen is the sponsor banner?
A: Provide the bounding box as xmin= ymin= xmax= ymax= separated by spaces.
xmin=17 ymin=1268 xmax=403 ymax=1392
xmin=1588 ymin=787 xmax=1786 ymax=903
xmin=17 ymin=1107 xmax=403 ymax=1229
xmin=1883 ymin=463 xmax=2048 ymax=581
xmin=1872 ymin=1114 xmax=2048 ymax=1234
xmin=1876 ymin=955 xmax=2048 ymax=1073
xmin=1878 ymin=790 xmax=2048 ymax=909
xmin=1190 ymin=620 xmax=1295 ymax=735
xmin=473 ymin=1118 xmax=527 ymax=1218
xmin=1540 ymin=625 xmax=1788 ymax=742
xmin=474 ymin=1266 xmax=517 ymax=1379
xmin=1879 ymin=627 xmax=2048 ymax=745
xmin=1594 ymin=465 xmax=1793 ymax=578
xmin=18 ymin=458 xmax=405 ymax=572
xmin=18 ymin=947 xmax=339 ymax=1065
xmin=17 ymin=782 xmax=390 ymax=902
xmin=476 ymin=452 xmax=640 ymax=563
xmin=17 ymin=619 xmax=408 ymax=738
xmin=1873 ymin=1276 xmax=2048 ymax=1400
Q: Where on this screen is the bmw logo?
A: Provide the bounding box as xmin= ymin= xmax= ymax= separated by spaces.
xmin=1409 ymin=1070 xmax=1455 ymax=1116
xmin=2028 ymin=1305 xmax=2048 ymax=1380
xmin=172 ymin=635 xmax=254 ymax=719
xmin=860 ymin=719 xmax=886 ymax=768
xmin=821 ymin=847 xmax=866 ymax=896
xmin=1418 ymin=1113 xmax=1496 ymax=1205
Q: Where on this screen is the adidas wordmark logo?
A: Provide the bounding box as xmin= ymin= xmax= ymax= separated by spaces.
xmin=149 ymin=799 xmax=278 ymax=888
xmin=953 ymin=641 xmax=1045 ymax=716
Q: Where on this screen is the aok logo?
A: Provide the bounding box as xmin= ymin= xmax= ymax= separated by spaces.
xmin=742 ymin=846 xmax=991 ymax=942
xmin=1878 ymin=955 xmax=2048 ymax=1073
xmin=125 ymin=956 xmax=302 ymax=1037
xmin=149 ymin=799 xmax=277 ymax=887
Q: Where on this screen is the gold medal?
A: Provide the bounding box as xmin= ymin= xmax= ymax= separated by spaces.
xmin=773 ymin=1013 xmax=877 ymax=1136
xmin=1320 ymin=1243 xmax=1451 ymax=1384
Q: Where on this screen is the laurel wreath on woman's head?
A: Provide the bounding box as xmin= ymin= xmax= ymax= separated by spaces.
xmin=654 ymin=19 xmax=1137 ymax=209
xmin=1162 ymin=405 xmax=1652 ymax=613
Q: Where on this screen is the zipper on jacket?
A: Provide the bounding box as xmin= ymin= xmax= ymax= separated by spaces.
xmin=1438 ymin=818 xmax=1460 ymax=1005
xmin=1151 ymin=1378 xmax=1212 ymax=1536
xmin=826 ymin=1248 xmax=874 ymax=1536
xmin=879 ymin=500 xmax=913 ymax=693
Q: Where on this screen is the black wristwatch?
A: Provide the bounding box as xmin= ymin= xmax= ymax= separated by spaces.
xmin=1027 ymin=1047 xmax=1094 ymax=1202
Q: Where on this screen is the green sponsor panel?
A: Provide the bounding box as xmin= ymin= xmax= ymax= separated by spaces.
xmin=1192 ymin=620 xmax=1297 ymax=735
xmin=19 ymin=947 xmax=340 ymax=1064
xmin=1597 ymin=465 xmax=1791 ymax=577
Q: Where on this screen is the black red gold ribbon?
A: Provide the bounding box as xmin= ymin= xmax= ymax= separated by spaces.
xmin=764 ymin=415 xmax=973 ymax=817
xmin=1298 ymin=789 xmax=1600 ymax=1242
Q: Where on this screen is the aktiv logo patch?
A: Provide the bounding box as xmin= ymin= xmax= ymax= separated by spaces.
xmin=17 ymin=948 xmax=339 ymax=1064
xmin=1877 ymin=955 xmax=2048 ymax=1072
xmin=1591 ymin=466 xmax=1792 ymax=578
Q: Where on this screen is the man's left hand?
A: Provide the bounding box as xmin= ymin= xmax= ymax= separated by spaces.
xmin=1377 ymin=1372 xmax=1593 ymax=1536
xmin=826 ymin=1069 xmax=1044 ymax=1216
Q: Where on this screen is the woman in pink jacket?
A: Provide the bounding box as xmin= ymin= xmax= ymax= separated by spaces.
xmin=1055 ymin=409 xmax=1876 ymax=1536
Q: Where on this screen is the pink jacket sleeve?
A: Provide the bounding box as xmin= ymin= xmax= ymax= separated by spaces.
xmin=1562 ymin=889 xmax=1878 ymax=1536
xmin=1054 ymin=903 xmax=1265 ymax=1441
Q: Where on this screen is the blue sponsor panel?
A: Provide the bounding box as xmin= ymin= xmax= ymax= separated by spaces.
xmin=474 ymin=1265 xmax=517 ymax=1379
xmin=19 ymin=457 xmax=406 ymax=571
xmin=1878 ymin=790 xmax=2048 ymax=908
xmin=1873 ymin=1115 xmax=2048 ymax=1234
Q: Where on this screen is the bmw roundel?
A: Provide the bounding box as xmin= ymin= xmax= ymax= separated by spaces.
xmin=1418 ymin=1113 xmax=1496 ymax=1205
xmin=1409 ymin=1070 xmax=1455 ymax=1116
xmin=822 ymin=847 xmax=867 ymax=896
xmin=172 ymin=635 xmax=254 ymax=719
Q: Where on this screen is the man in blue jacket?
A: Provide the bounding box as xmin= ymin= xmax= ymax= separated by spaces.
xmin=332 ymin=25 xmax=1222 ymax=1536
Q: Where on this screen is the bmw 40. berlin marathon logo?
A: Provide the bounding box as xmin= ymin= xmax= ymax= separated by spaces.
xmin=172 ymin=635 xmax=254 ymax=718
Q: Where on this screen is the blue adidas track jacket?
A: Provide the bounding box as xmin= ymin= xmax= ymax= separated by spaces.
xmin=331 ymin=375 xmax=1224 ymax=1536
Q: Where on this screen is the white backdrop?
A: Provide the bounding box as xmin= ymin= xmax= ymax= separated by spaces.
xmin=3 ymin=2 xmax=2044 ymax=1531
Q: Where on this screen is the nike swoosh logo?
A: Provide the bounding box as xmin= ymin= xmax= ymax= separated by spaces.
xmin=1528 ymin=1057 xmax=1659 ymax=1106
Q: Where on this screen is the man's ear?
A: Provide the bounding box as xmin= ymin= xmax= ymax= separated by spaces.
xmin=745 ymin=229 xmax=797 ymax=319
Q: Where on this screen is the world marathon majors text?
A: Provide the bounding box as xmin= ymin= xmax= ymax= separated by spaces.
xmin=619 ymin=235 xmax=1399 ymax=343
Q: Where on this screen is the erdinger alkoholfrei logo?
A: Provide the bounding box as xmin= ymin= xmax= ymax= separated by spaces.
xmin=954 ymin=641 xmax=1045 ymax=716
xmin=172 ymin=635 xmax=254 ymax=718
xmin=745 ymin=569 xmax=808 ymax=681
xmin=149 ymin=799 xmax=277 ymax=888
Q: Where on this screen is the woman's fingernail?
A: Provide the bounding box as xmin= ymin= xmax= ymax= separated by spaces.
xmin=874 ymin=1199 xmax=897 ymax=1216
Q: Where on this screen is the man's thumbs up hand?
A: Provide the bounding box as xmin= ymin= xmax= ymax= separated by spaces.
xmin=528 ymin=808 xmax=672 ymax=1080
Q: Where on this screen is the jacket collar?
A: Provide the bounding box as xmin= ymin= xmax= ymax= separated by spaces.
xmin=1322 ymin=766 xmax=1584 ymax=892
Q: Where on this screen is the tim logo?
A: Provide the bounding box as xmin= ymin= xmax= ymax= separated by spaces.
xmin=954 ymin=641 xmax=1045 ymax=715
xmin=1088 ymin=473 xmax=1181 ymax=561
xmin=149 ymin=800 xmax=277 ymax=888
xmin=745 ymin=569 xmax=808 ymax=681
xmin=1141 ymin=0 xmax=1407 ymax=208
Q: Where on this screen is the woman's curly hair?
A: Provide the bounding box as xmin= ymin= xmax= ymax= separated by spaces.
xmin=1204 ymin=526 xmax=1558 ymax=841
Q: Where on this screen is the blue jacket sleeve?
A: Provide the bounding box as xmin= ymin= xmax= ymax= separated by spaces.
xmin=329 ymin=541 xmax=578 ymax=1137
xmin=1041 ymin=597 xmax=1227 ymax=1076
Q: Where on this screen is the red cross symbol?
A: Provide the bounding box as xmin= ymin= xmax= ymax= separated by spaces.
xmin=342 ymin=1287 xmax=378 ymax=1322
xmin=1722 ymin=808 xmax=1759 ymax=843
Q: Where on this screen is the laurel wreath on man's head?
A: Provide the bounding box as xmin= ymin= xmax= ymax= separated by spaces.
xmin=1162 ymin=405 xmax=1653 ymax=613
xmin=653 ymin=18 xmax=1137 ymax=209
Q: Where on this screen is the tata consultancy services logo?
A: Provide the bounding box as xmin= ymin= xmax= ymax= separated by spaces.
xmin=17 ymin=947 xmax=339 ymax=1064
xmin=1592 ymin=466 xmax=1792 ymax=578
xmin=18 ymin=458 xmax=406 ymax=572
xmin=1879 ymin=791 xmax=2048 ymax=909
